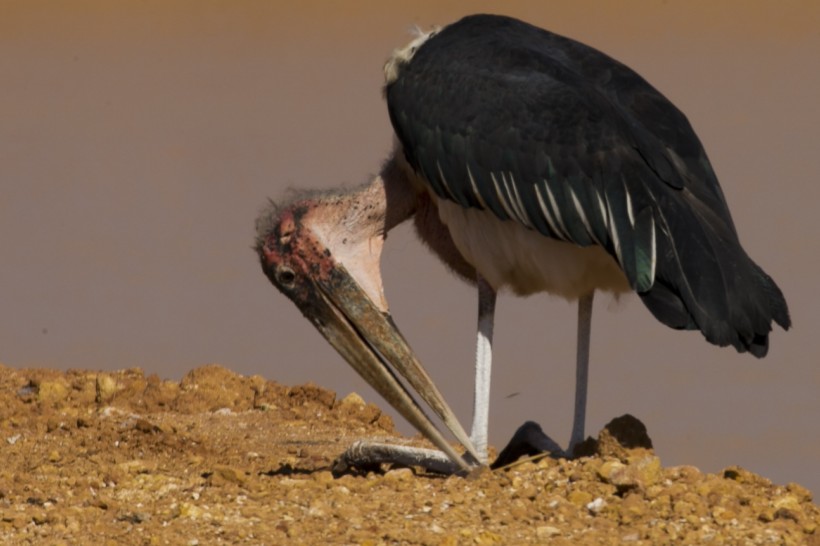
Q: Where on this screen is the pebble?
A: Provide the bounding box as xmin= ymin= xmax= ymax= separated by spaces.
xmin=339 ymin=392 xmax=366 ymax=407
xmin=95 ymin=374 xmax=119 ymax=403
xmin=382 ymin=468 xmax=414 ymax=486
xmin=37 ymin=380 xmax=69 ymax=405
xmin=586 ymin=497 xmax=607 ymax=514
xmin=536 ymin=525 xmax=561 ymax=538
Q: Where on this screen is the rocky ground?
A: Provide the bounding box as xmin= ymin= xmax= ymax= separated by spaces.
xmin=0 ymin=363 xmax=816 ymax=545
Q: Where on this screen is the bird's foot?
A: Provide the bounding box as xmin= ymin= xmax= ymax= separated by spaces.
xmin=333 ymin=441 xmax=480 ymax=476
xmin=491 ymin=421 xmax=568 ymax=469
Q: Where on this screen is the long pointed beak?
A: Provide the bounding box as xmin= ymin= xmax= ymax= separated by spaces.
xmin=260 ymin=239 xmax=480 ymax=471
xmin=316 ymin=263 xmax=480 ymax=467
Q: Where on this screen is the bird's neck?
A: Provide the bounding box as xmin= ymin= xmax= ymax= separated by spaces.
xmin=308 ymin=155 xmax=418 ymax=243
xmin=303 ymin=154 xmax=420 ymax=312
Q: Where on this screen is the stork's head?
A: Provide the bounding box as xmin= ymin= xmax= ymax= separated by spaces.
xmin=256 ymin=196 xmax=381 ymax=329
xmin=255 ymin=194 xmax=395 ymax=385
xmin=255 ymin=184 xmax=478 ymax=470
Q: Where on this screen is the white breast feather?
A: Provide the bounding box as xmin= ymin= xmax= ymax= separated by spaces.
xmin=435 ymin=197 xmax=631 ymax=299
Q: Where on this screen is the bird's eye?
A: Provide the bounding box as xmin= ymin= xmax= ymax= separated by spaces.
xmin=276 ymin=266 xmax=297 ymax=288
xmin=279 ymin=229 xmax=293 ymax=246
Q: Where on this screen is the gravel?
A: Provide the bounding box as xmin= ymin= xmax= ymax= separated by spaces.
xmin=0 ymin=363 xmax=816 ymax=544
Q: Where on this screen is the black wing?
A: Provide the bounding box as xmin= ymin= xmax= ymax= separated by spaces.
xmin=386 ymin=14 xmax=789 ymax=356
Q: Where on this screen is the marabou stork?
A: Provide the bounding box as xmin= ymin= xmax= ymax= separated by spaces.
xmin=256 ymin=14 xmax=790 ymax=472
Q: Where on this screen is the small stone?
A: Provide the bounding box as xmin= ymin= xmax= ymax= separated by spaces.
xmin=474 ymin=531 xmax=503 ymax=545
xmin=46 ymin=417 xmax=64 ymax=432
xmin=95 ymin=374 xmax=119 ymax=403
xmin=336 ymin=392 xmax=384 ymax=426
xmin=773 ymin=494 xmax=802 ymax=513
xmin=598 ymin=455 xmax=662 ymax=494
xmin=211 ymin=465 xmax=246 ymax=485
xmin=712 ymin=505 xmax=737 ymax=524
xmin=31 ymin=511 xmax=48 ymax=525
xmin=598 ymin=460 xmax=627 ymax=484
xmin=568 ymin=490 xmax=593 ymax=508
xmin=586 ymin=497 xmax=606 ymax=514
xmin=673 ymin=500 xmax=694 ymax=517
xmin=758 ymin=506 xmax=776 ymax=522
xmin=773 ymin=497 xmax=803 ymax=523
xmin=383 ymin=467 xmax=414 ymax=483
xmin=536 ymin=525 xmax=561 ymax=538
xmin=626 ymin=455 xmax=663 ymax=489
xmin=621 ymin=493 xmax=648 ymax=522
xmin=785 ymin=482 xmax=813 ymax=503
xmin=520 ymin=484 xmax=538 ymax=500
xmin=38 ymin=379 xmax=69 ymax=405
xmin=339 ymin=392 xmax=366 ymax=407
xmin=176 ymin=502 xmax=204 ymax=519
xmin=48 ymin=450 xmax=61 ymax=463
xmin=666 ymin=465 xmax=702 ymax=484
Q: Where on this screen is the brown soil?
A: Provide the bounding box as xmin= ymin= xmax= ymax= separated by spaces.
xmin=0 ymin=363 xmax=817 ymax=545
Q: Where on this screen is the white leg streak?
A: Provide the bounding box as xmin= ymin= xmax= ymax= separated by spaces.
xmin=470 ymin=275 xmax=497 ymax=464
xmin=569 ymin=291 xmax=594 ymax=455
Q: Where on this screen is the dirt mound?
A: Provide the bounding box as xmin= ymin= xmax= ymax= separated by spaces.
xmin=0 ymin=363 xmax=816 ymax=544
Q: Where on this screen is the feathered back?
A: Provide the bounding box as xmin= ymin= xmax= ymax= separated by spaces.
xmin=385 ymin=14 xmax=790 ymax=356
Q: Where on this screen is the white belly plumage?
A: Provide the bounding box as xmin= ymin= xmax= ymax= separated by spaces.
xmin=436 ymin=198 xmax=631 ymax=299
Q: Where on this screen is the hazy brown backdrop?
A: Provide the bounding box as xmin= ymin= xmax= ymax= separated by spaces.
xmin=2 ymin=1 xmax=818 ymax=495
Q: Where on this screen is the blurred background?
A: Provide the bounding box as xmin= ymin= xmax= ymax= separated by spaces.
xmin=2 ymin=1 xmax=818 ymax=494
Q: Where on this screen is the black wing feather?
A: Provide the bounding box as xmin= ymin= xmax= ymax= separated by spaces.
xmin=386 ymin=14 xmax=790 ymax=356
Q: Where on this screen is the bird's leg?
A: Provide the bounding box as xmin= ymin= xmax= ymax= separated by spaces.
xmin=488 ymin=294 xmax=594 ymax=466
xmin=469 ymin=275 xmax=497 ymax=464
xmin=568 ymin=291 xmax=594 ymax=455
xmin=336 ymin=287 xmax=594 ymax=472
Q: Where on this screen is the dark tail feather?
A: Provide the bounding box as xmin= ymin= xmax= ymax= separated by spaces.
xmin=745 ymin=264 xmax=791 ymax=356
xmin=639 ymin=204 xmax=790 ymax=358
